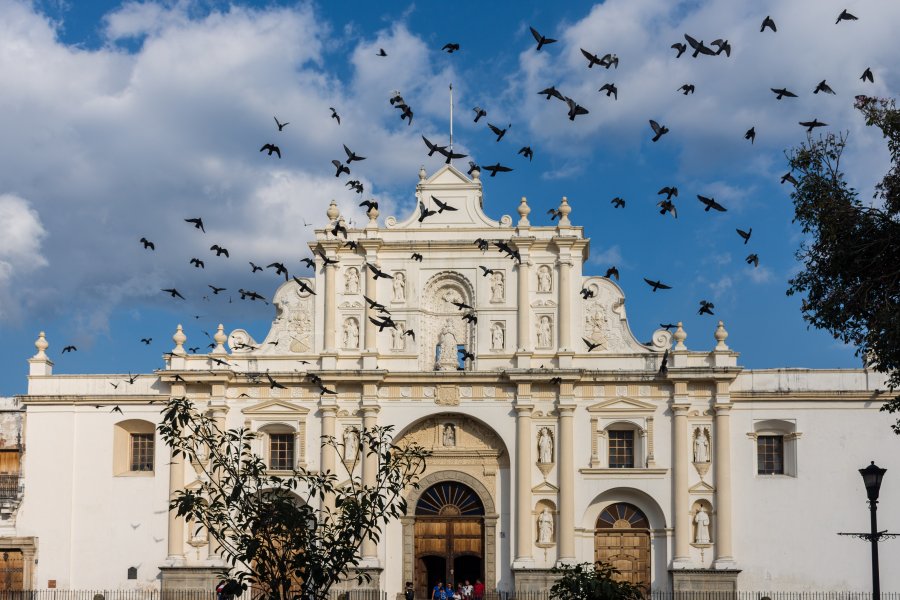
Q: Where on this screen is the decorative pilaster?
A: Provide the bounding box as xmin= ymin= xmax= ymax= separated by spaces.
xmin=557 ymin=259 xmax=572 ymax=352
xmin=672 ymin=398 xmax=692 ymax=566
xmin=323 ymin=261 xmax=336 ymax=352
xmin=364 ymin=260 xmax=377 ymax=353
xmin=320 ymin=402 xmax=337 ymax=510
xmin=557 ymin=400 xmax=576 ymax=563
xmin=361 ymin=405 xmax=380 ymax=561
xmin=714 ymin=391 xmax=736 ymax=568
xmin=516 ymin=260 xmax=531 ymax=353
xmin=166 ymin=445 xmax=186 ymax=563
xmin=514 ymin=391 xmax=534 ymax=565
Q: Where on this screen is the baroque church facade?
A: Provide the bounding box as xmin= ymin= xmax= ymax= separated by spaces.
xmin=3 ymin=165 xmax=899 ymax=595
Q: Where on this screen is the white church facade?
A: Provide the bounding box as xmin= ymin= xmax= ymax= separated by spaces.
xmin=3 ymin=165 xmax=899 ymax=595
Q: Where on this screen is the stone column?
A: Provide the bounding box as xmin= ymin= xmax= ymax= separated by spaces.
xmin=361 ymin=406 xmax=379 ymax=560
xmin=364 ymin=262 xmax=377 ymax=353
xmin=207 ymin=403 xmax=228 ymax=562
xmin=672 ymin=400 xmax=691 ymax=565
xmin=714 ymin=394 xmax=735 ymax=567
xmin=320 ymin=402 xmax=337 ymax=510
xmin=516 ymin=261 xmax=531 ymax=351
xmin=514 ymin=391 xmax=534 ymax=564
xmin=557 ymin=259 xmax=572 ymax=351
xmin=166 ymin=445 xmax=185 ymax=563
xmin=557 ymin=396 xmax=576 ymax=562
xmin=323 ymin=261 xmax=336 ymax=352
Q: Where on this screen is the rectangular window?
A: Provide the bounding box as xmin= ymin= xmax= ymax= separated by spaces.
xmin=757 ymin=435 xmax=784 ymax=475
xmin=270 ymin=433 xmax=295 ymax=471
xmin=130 ymin=433 xmax=154 ymax=472
xmin=608 ymin=430 xmax=634 ymax=468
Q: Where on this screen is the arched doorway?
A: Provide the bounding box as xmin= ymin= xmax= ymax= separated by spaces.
xmin=414 ymin=482 xmax=484 ymax=598
xmin=594 ymin=502 xmax=651 ymax=590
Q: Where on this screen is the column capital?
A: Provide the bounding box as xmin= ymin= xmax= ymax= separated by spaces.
xmin=361 ymin=405 xmax=381 ymax=417
xmin=672 ymin=403 xmax=691 ymax=414
xmin=556 ymin=402 xmax=576 ymax=415
xmin=714 ymin=402 xmax=733 ymax=414
xmin=514 ymin=403 xmax=534 ymax=415
xmin=318 ymin=401 xmax=338 ymax=414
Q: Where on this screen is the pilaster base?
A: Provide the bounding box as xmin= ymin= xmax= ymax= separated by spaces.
xmin=362 ymin=352 xmax=379 ymax=370
xmin=321 ymin=352 xmax=338 ymax=370
xmin=160 ymin=566 xmax=227 ymax=598
xmin=515 ymin=352 xmax=533 ymax=369
xmin=713 ymin=558 xmax=738 ymax=570
xmin=512 ymin=566 xmax=558 ymax=591
xmin=556 ymin=351 xmax=575 ymax=369
xmin=669 ymin=568 xmax=740 ymax=593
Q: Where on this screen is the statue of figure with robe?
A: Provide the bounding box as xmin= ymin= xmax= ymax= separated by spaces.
xmin=435 ymin=320 xmax=459 ymax=371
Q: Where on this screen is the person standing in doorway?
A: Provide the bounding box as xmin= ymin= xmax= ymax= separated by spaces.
xmin=462 ymin=580 xmax=473 ymax=600
xmin=433 ymin=581 xmax=445 ymax=600
xmin=405 ymin=582 xmax=415 ymax=600
xmin=473 ymin=580 xmax=484 ymax=600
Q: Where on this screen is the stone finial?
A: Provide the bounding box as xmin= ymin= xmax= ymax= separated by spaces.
xmin=673 ymin=322 xmax=687 ymax=350
xmin=418 ymin=166 xmax=427 ymax=181
xmin=33 ymin=331 xmax=49 ymax=359
xmin=714 ymin=320 xmax=729 ymax=351
xmin=213 ymin=324 xmax=227 ymax=354
xmin=326 ymin=199 xmax=340 ymax=221
xmin=472 ymin=167 xmax=481 ymax=182
xmin=517 ymin=196 xmax=531 ymax=226
xmin=172 ymin=324 xmax=187 ymax=355
xmin=558 ymin=196 xmax=572 ymax=225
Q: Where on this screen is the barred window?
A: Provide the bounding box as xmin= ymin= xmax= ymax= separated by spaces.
xmin=608 ymin=430 xmax=635 ymax=468
xmin=757 ymin=435 xmax=784 ymax=475
xmin=270 ymin=433 xmax=295 ymax=471
xmin=130 ymin=433 xmax=154 ymax=472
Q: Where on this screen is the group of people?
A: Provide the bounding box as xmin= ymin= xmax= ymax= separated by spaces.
xmin=404 ymin=578 xmax=484 ymax=600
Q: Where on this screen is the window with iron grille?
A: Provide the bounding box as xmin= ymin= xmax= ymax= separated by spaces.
xmin=608 ymin=430 xmax=634 ymax=468
xmin=269 ymin=433 xmax=295 ymax=471
xmin=130 ymin=433 xmax=154 ymax=472
xmin=757 ymin=435 xmax=784 ymax=475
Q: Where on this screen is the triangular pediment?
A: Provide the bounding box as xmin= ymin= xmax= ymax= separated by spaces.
xmin=532 ymin=481 xmax=559 ymax=494
xmin=242 ymin=399 xmax=309 ymax=417
xmin=427 ymin=164 xmax=472 ymax=185
xmin=587 ymin=397 xmax=657 ymax=413
xmin=689 ymin=480 xmax=715 ymax=494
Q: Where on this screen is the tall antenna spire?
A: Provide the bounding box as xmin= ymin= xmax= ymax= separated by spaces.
xmin=449 ymin=83 xmax=454 ymax=155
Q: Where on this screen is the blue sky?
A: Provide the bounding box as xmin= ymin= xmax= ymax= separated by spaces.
xmin=1 ymin=0 xmax=897 ymax=395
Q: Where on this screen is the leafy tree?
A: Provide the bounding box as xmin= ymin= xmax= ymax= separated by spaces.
xmin=157 ymin=396 xmax=430 ymax=600
xmin=549 ymin=561 xmax=644 ymax=600
xmin=786 ymin=96 xmax=900 ymax=433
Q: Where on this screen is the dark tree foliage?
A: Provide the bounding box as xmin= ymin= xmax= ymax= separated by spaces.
xmin=786 ymin=96 xmax=900 ymax=433
xmin=549 ymin=561 xmax=644 ymax=600
xmin=157 ymin=396 xmax=430 ymax=600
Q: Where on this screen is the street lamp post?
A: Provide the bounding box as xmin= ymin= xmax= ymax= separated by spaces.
xmin=838 ymin=462 xmax=897 ymax=600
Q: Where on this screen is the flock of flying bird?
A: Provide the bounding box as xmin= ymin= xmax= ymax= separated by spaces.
xmin=55 ymin=8 xmax=880 ymax=379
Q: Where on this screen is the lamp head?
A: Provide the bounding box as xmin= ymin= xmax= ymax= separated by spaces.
xmin=860 ymin=461 xmax=887 ymax=502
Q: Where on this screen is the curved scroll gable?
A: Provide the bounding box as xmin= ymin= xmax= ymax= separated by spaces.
xmin=581 ymin=277 xmax=661 ymax=353
xmin=254 ymin=278 xmax=316 ymax=355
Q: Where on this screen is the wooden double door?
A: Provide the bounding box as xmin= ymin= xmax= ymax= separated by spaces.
xmin=594 ymin=502 xmax=651 ymax=590
xmin=415 ymin=517 xmax=484 ymax=598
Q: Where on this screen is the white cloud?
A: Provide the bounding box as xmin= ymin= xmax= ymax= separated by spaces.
xmin=0 ymin=194 xmax=48 ymax=320
xmin=590 ymin=244 xmax=625 ymax=267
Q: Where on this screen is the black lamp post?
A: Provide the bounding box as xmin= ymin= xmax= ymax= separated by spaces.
xmin=860 ymin=462 xmax=886 ymax=600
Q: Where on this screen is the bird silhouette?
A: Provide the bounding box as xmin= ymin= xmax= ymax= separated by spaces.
xmin=210 ymin=244 xmax=229 ymax=257
xmin=538 ymin=86 xmax=565 ymax=101
xmin=249 ymin=262 xmax=263 ymax=273
xmin=442 ymin=43 xmax=460 ymax=53
xmin=359 ymin=199 xmax=378 ymax=212
xmin=611 ymin=197 xmax=625 ymax=208
xmin=479 ymin=266 xmax=495 ymax=277
xmin=267 ymin=262 xmax=289 ymax=280
xmin=599 ymin=83 xmax=618 ymax=100
xmin=530 ymin=26 xmax=557 ymax=51
xmin=606 ymin=266 xmax=620 ymax=280
xmin=331 ymin=159 xmax=350 ymax=177
xmin=861 ymin=68 xmax=874 ymax=83
xmin=781 ymin=172 xmax=799 ymax=185
xmin=835 ymin=9 xmax=857 ymax=24
xmin=580 ymin=288 xmax=595 ymax=299
xmin=411 ymin=253 xmax=423 ymax=262
xmin=736 ymin=228 xmax=752 ymax=244
xmin=547 ymin=208 xmax=562 ymax=221
xmin=140 ymin=338 xmax=152 ymax=345
xmin=771 ymin=87 xmax=798 ymax=100
xmin=139 ymin=237 xmax=155 ymax=250
xmin=432 ymin=196 xmax=457 ymax=213
xmin=366 ymin=263 xmax=394 ymax=280
xmin=398 ymin=104 xmax=414 ymax=125
xmin=346 ymin=180 xmax=364 ymax=193
xmin=62 ymin=345 xmax=77 ymax=353
xmin=451 ymin=300 xmax=473 ymax=311
xmin=343 ymin=144 xmax=366 ymax=163
xmin=744 ymin=127 xmax=756 ymax=144
xmin=711 ymin=39 xmax=731 ymax=57
xmin=760 ymin=16 xmax=777 ymax=32
xmin=330 ymin=107 xmax=341 ymax=124
xmin=377 ymin=48 xmax=387 ymax=57
xmin=658 ymin=186 xmax=678 ymax=199
xmin=458 ymin=348 xmax=475 ymax=362
xmin=697 ymin=195 xmax=727 ymax=212
xmin=482 ymin=163 xmax=512 ymax=177
xmin=162 ymin=288 xmax=185 ymax=299
xmin=331 ymin=220 xmax=348 ymax=239
xmin=422 ymin=136 xmax=448 ymax=157
xmin=649 ymin=120 xmax=669 ymax=142
xmin=659 ymin=349 xmax=669 ymax=376
xmin=644 ymin=278 xmax=672 ymax=292
xmin=208 ymin=285 xmax=226 ymax=294
xmin=678 ymin=84 xmax=695 ymax=95
xmin=418 ymin=201 xmax=437 ymax=222
xmin=518 ymin=146 xmax=534 ymax=161
xmin=671 ymin=42 xmax=687 ymax=58
xmin=473 ymin=107 xmax=487 ymax=122
xmin=746 ymin=253 xmax=760 ymax=268
xmin=189 ymin=258 xmax=204 ymax=268
xmin=698 ymin=300 xmax=715 ymax=316
xmin=274 ymin=116 xmax=289 ymax=131
xmin=814 ymin=80 xmax=836 ymax=95
xmin=462 ymin=313 xmax=477 ymax=324
xmin=799 ymin=119 xmax=828 ymax=132
xmin=260 ymin=143 xmax=281 ymax=158
xmin=291 ymin=276 xmax=316 ymax=295
xmin=684 ymin=34 xmax=716 ymax=57
xmin=184 ymin=217 xmax=205 ymax=232
xmin=581 ymin=48 xmax=604 ymax=68
xmin=583 ymin=337 xmax=601 ymax=352
xmin=488 ymin=123 xmax=510 ymax=142
xmin=657 ymin=200 xmax=678 ymax=218
xmin=565 ymin=98 xmax=589 ymax=120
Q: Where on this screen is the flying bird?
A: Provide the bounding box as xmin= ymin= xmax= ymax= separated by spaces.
xmin=580 ymin=48 xmax=604 ymax=68
xmin=267 ymin=262 xmax=289 ymax=280
xmin=671 ymin=42 xmax=687 ymax=58
xmin=746 ymin=253 xmax=760 ymax=268
xmin=580 ymin=288 xmax=595 ymax=299
xmin=711 ymin=39 xmax=731 ymax=57
xmin=547 ymin=208 xmax=562 ymax=221
xmin=860 ymin=68 xmax=874 ymax=83
xmin=409 ymin=253 xmax=424 ymax=262
xmin=366 ymin=263 xmax=394 ymax=280
xmin=331 ymin=159 xmax=350 ymax=177
xmin=265 ymin=371 xmax=287 ymax=390
xmin=458 ymin=348 xmax=475 ymax=362
xmin=479 ymin=266 xmax=495 ymax=277
xmin=432 ymin=196 xmax=457 ymax=213
xmin=814 ymin=80 xmax=836 ymax=95
xmin=760 ymin=16 xmax=777 ymax=32
xmin=565 ymin=98 xmax=589 ymax=120
xmin=292 ymin=276 xmax=316 ymax=295
xmin=111 ymin=405 xmax=124 ymax=414
xmin=184 ymin=217 xmax=205 ymax=232
xmin=359 ymin=199 xmax=378 ymax=213
xmin=658 ymin=186 xmax=678 ymax=199
xmin=370 ymin=316 xmax=398 ymax=332
xmin=162 ymin=288 xmax=185 ymax=299
xmin=697 ymin=195 xmax=727 ymax=212
xmin=300 ymin=257 xmax=315 ymax=268
xmin=611 ymin=197 xmax=625 ymax=208
xmin=538 ymin=86 xmax=565 ymax=101
xmin=377 ymin=48 xmax=387 ymax=57
xmin=771 ymin=87 xmax=798 ymax=100
xmin=210 ymin=244 xmax=229 ymax=257
xmin=260 ymin=143 xmax=281 ymax=158
xmin=599 ymin=83 xmax=618 ymax=100
xmin=442 ymin=42 xmax=460 ymax=53
xmin=190 ymin=258 xmax=205 ymax=268
xmin=346 ymin=180 xmax=364 ymax=193
xmin=399 ymin=104 xmax=414 ymax=125
xmin=799 ymin=119 xmax=828 ymax=132
xmin=422 ymin=136 xmax=448 ymax=157
xmin=518 ymin=146 xmax=534 ymax=161
xmin=684 ymin=34 xmax=716 ymax=57
xmin=330 ymin=107 xmax=341 ymax=124
xmin=488 ymin=123 xmax=509 ymax=142
xmin=698 ymin=300 xmax=715 ymax=316
xmin=583 ymin=337 xmax=602 ymax=352
xmin=473 ymin=106 xmax=487 ymax=122
xmin=659 ymin=349 xmax=669 ymax=376
xmin=678 ymin=84 xmax=695 ymax=95
xmin=644 ymin=278 xmax=672 ymax=292
xmin=451 ymin=300 xmax=473 ymax=311
xmin=140 ymin=338 xmax=152 ymax=345
xmin=462 ymin=313 xmax=477 ymax=324
xmin=331 ymin=220 xmax=348 ymax=239
xmin=208 ymin=285 xmax=226 ymax=294
xmin=418 ymin=201 xmax=437 ymax=222
xmin=781 ymin=172 xmax=799 ymax=185
xmin=530 ymin=26 xmax=557 ymax=51
xmin=402 ymin=329 xmax=416 ymax=341
xmin=343 ymin=144 xmax=366 ymax=163
xmin=482 ymin=163 xmax=513 ymax=177
xmin=274 ymin=116 xmax=289 ymax=131
xmin=139 ymin=237 xmax=155 ymax=250
xmin=363 ymin=296 xmax=388 ymax=314
xmin=657 ymin=200 xmax=678 ymax=218
xmin=474 ymin=238 xmax=489 ymax=251
xmin=649 ymin=120 xmax=669 ymax=142
xmin=835 ymin=9 xmax=858 ymax=24
xmin=62 ymin=345 xmax=77 ymax=353
xmin=744 ymin=127 xmax=756 ymax=144
xmin=736 ymin=228 xmax=752 ymax=244
xmin=605 ymin=266 xmax=620 ymax=280
xmin=600 ymin=53 xmax=619 ymax=69
xmin=249 ymin=262 xmax=263 ymax=273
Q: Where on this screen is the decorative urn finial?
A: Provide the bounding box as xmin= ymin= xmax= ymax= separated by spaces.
xmin=172 ymin=324 xmax=187 ymax=355
xmin=326 ymin=199 xmax=340 ymax=221
xmin=714 ymin=320 xmax=729 ymax=351
xmin=33 ymin=331 xmax=49 ymax=359
xmin=673 ymin=322 xmax=687 ymax=350
xmin=418 ymin=166 xmax=427 ymax=181
xmin=517 ymin=196 xmax=531 ymax=226
xmin=213 ymin=324 xmax=227 ymax=354
xmin=558 ymin=196 xmax=572 ymax=225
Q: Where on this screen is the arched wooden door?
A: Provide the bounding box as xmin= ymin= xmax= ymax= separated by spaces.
xmin=415 ymin=482 xmax=484 ymax=598
xmin=594 ymin=502 xmax=651 ymax=590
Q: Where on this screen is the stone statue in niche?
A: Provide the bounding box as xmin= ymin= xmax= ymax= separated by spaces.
xmin=584 ymin=303 xmax=609 ymax=350
xmin=342 ymin=317 xmax=359 ymax=349
xmin=491 ymin=322 xmax=505 ymax=350
xmin=537 ymin=266 xmax=552 ymax=293
xmin=694 ymin=506 xmax=711 ymax=544
xmin=538 ymin=428 xmax=553 ymax=463
xmin=442 ymin=423 xmax=456 ymax=446
xmin=693 ymin=427 xmax=710 ymax=463
xmin=343 ymin=427 xmax=359 ymax=461
xmin=393 ymin=272 xmax=406 ymax=302
xmin=435 ymin=319 xmax=459 ymax=371
xmin=490 ymin=271 xmax=505 ymax=302
xmin=344 ymin=267 xmax=360 ymax=294
xmin=391 ymin=322 xmax=406 ymax=350
xmin=536 ymin=315 xmax=552 ymax=348
xmin=538 ymin=508 xmax=554 ymax=544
